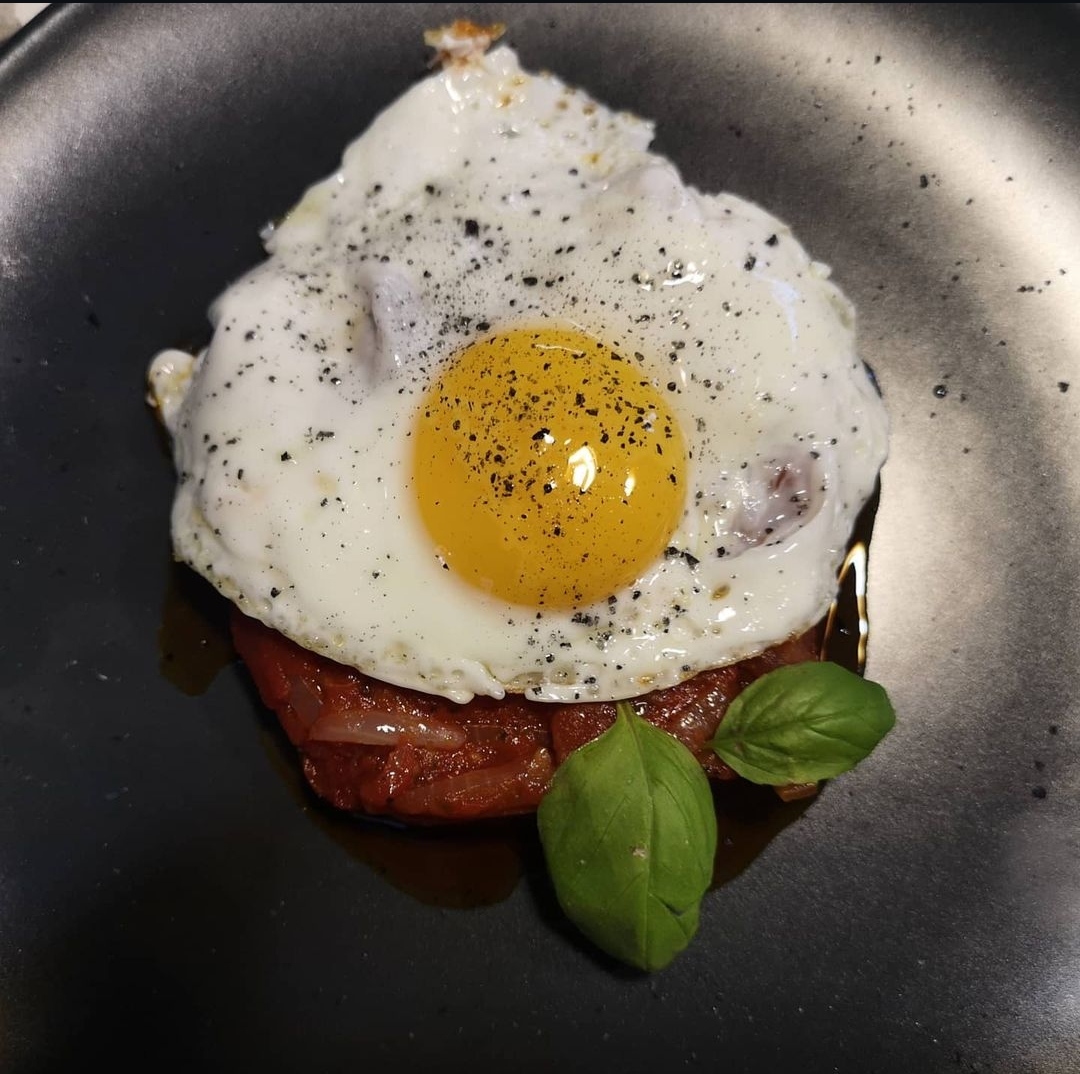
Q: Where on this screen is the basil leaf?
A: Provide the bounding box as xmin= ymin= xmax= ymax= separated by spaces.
xmin=710 ymin=661 xmax=895 ymax=785
xmin=537 ymin=702 xmax=717 ymax=972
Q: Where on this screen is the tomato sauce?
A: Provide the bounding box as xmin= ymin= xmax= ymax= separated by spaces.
xmin=231 ymin=611 xmax=822 ymax=823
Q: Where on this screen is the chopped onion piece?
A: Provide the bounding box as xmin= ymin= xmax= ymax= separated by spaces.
xmin=308 ymin=709 xmax=468 ymax=750
xmin=393 ymin=748 xmax=554 ymax=816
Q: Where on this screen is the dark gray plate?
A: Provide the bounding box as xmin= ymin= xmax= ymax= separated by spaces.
xmin=3 ymin=4 xmax=1079 ymax=1071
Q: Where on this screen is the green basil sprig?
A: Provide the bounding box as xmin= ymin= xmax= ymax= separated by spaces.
xmin=537 ymin=701 xmax=717 ymax=972
xmin=710 ymin=661 xmax=895 ymax=785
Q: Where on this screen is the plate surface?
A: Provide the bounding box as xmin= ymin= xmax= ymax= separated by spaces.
xmin=2 ymin=5 xmax=1079 ymax=1071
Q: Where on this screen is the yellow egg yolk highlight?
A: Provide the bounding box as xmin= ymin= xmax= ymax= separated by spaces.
xmin=412 ymin=327 xmax=687 ymax=609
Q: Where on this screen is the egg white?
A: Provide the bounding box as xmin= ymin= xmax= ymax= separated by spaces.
xmin=149 ymin=44 xmax=888 ymax=704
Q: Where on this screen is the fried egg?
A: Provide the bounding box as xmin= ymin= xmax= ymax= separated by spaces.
xmin=149 ymin=39 xmax=888 ymax=704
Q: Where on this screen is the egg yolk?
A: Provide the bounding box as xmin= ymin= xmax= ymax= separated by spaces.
xmin=412 ymin=326 xmax=687 ymax=609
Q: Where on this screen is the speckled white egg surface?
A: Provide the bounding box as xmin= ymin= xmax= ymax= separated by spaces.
xmin=149 ymin=44 xmax=888 ymax=704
